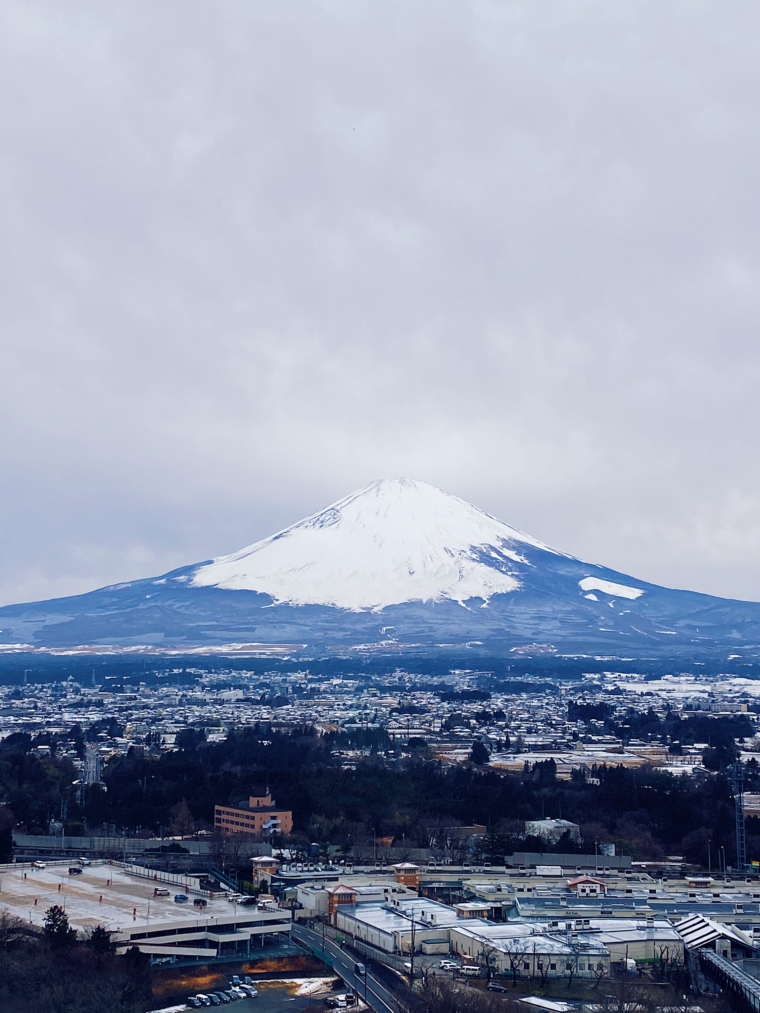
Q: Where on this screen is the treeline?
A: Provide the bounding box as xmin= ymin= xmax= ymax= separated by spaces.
xmin=0 ymin=906 xmax=151 ymax=1013
xmin=5 ymin=719 xmax=760 ymax=867
xmin=568 ymin=703 xmax=755 ymax=769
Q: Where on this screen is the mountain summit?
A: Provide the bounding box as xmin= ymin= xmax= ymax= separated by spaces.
xmin=191 ymin=478 xmax=555 ymax=610
xmin=1 ymin=479 xmax=759 ymax=657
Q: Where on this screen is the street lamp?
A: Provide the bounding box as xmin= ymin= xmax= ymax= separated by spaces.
xmin=409 ymin=911 xmax=416 ymax=984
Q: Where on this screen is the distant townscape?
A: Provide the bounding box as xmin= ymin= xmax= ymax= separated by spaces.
xmin=2 ymin=651 xmax=760 ymax=1012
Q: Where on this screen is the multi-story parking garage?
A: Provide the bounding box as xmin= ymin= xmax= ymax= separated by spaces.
xmin=0 ymin=860 xmax=292 ymax=960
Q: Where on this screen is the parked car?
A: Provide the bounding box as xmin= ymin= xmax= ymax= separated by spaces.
xmin=239 ymin=985 xmax=258 ymax=997
xmin=32 ymin=861 xmax=46 ymax=869
xmin=214 ymin=992 xmax=230 ymax=1004
xmin=193 ymin=898 xmax=208 ymax=908
xmin=187 ymin=999 xmax=202 ymax=1008
xmin=196 ymin=996 xmax=212 ymax=1007
xmin=78 ymin=857 xmax=91 ymax=866
xmin=230 ymin=976 xmax=241 ymax=986
xmin=438 ymin=960 xmax=458 ymax=970
xmin=154 ymin=888 xmax=170 ymax=897
xmin=223 ymin=991 xmax=239 ymax=1002
xmin=68 ymin=867 xmax=83 ymax=876
xmin=243 ymin=977 xmax=254 ymax=986
xmin=460 ymin=966 xmax=480 ymax=977
xmin=208 ymin=995 xmax=221 ymax=1006
xmin=487 ymin=983 xmax=508 ymax=993
xmin=174 ymin=894 xmax=189 ymax=903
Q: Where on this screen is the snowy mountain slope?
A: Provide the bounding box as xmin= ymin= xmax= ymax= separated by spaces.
xmin=191 ymin=478 xmax=556 ymax=609
xmin=1 ymin=478 xmax=760 ymax=656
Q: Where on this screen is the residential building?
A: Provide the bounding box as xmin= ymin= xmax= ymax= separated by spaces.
xmin=214 ymin=792 xmax=293 ymax=837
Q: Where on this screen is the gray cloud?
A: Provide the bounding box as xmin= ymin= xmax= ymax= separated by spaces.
xmin=3 ymin=0 xmax=760 ymax=606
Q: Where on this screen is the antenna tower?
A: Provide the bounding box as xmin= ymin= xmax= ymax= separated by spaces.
xmin=732 ymin=760 xmax=747 ymax=876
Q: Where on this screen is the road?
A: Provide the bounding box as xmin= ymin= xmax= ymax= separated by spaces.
xmin=291 ymin=924 xmax=401 ymax=1013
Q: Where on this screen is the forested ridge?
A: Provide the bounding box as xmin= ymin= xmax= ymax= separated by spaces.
xmin=3 ymin=712 xmax=760 ymax=866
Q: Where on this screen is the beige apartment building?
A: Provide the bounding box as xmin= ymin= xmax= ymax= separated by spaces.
xmin=214 ymin=791 xmax=293 ymax=836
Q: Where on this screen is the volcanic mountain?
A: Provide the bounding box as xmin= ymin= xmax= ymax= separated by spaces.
xmin=2 ymin=478 xmax=760 ymax=657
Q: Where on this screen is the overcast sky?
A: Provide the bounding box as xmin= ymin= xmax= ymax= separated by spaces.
xmin=3 ymin=1 xmax=760 ymax=607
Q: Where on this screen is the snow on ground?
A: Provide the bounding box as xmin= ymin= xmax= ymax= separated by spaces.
xmin=191 ymin=479 xmax=559 ymax=610
xmin=251 ymin=978 xmax=336 ymax=996
xmin=578 ymin=577 xmax=644 ymax=600
xmin=0 ymin=861 xmax=233 ymax=933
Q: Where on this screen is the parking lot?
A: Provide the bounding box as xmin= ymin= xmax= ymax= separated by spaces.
xmin=0 ymin=860 xmax=235 ymax=934
xmin=159 ymin=977 xmax=338 ymax=1013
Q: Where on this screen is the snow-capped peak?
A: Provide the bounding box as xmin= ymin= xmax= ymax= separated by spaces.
xmin=190 ymin=478 xmax=557 ymax=611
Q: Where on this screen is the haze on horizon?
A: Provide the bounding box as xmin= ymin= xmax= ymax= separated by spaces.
xmin=3 ymin=1 xmax=760 ymax=609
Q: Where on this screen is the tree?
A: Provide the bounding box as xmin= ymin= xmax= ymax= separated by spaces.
xmin=175 ymin=727 xmax=206 ymax=750
xmin=172 ymin=798 xmax=195 ymax=837
xmin=0 ymin=805 xmax=14 ymax=863
xmin=87 ymin=924 xmax=116 ymax=955
xmin=533 ymin=944 xmax=549 ymax=987
xmin=564 ymin=952 xmax=578 ymax=990
xmin=505 ymin=940 xmax=528 ymax=987
xmin=592 ymin=959 xmax=609 ymax=989
xmin=479 ymin=941 xmax=499 ymax=980
xmin=0 ymin=907 xmax=25 ymax=950
xmin=43 ymin=905 xmax=77 ymax=950
xmin=471 ymin=740 xmax=490 ymax=766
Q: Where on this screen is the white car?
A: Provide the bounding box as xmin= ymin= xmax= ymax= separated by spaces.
xmin=32 ymin=861 xmax=46 ymax=869
xmin=439 ymin=960 xmax=459 ymax=970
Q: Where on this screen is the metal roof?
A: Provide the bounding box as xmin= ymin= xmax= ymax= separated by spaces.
xmin=674 ymin=913 xmax=755 ymax=951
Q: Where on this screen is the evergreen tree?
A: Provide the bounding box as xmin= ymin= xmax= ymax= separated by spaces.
xmin=43 ymin=905 xmax=77 ymax=950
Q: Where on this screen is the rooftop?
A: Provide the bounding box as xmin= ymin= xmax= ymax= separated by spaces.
xmin=0 ymin=860 xmax=238 ymax=935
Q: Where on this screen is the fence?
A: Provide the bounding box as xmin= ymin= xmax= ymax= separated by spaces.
xmin=113 ymin=862 xmax=215 ymax=898
xmin=12 ymin=834 xmax=272 ymax=858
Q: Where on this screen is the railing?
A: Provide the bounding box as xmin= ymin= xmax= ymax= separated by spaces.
xmin=113 ymin=861 xmax=213 ymax=898
xmin=700 ymin=950 xmax=760 ymax=1011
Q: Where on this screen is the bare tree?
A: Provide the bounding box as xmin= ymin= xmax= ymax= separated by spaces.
xmin=209 ymin=832 xmax=230 ymax=870
xmin=0 ymin=908 xmax=25 ymax=950
xmin=564 ymin=952 xmax=578 ymax=991
xmin=505 ymin=940 xmax=529 ymax=988
xmin=592 ymin=959 xmax=609 ymax=989
xmin=479 ymin=941 xmax=500 ymax=981
xmin=533 ymin=944 xmax=549 ymax=987
xmin=655 ymin=944 xmax=682 ymax=983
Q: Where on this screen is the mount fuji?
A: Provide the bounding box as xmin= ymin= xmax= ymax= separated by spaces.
xmin=2 ymin=478 xmax=760 ymax=657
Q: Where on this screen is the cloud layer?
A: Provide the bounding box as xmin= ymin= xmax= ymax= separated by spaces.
xmin=3 ymin=1 xmax=760 ymax=606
